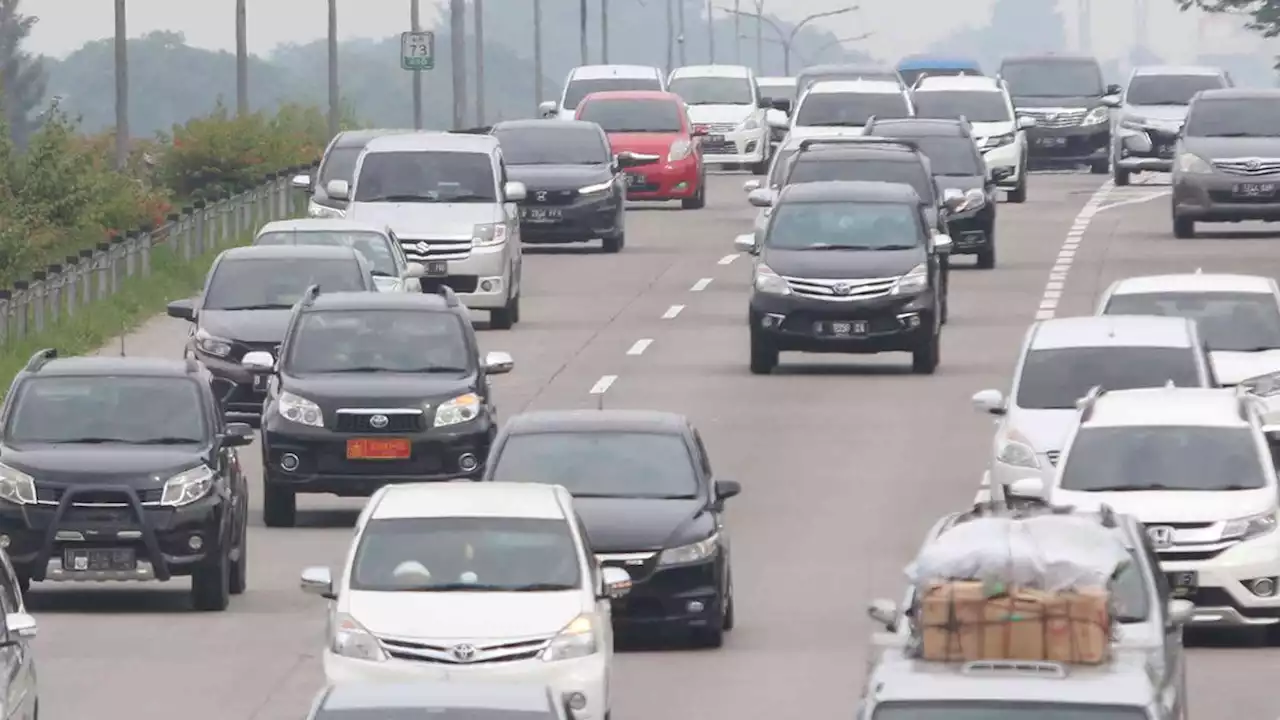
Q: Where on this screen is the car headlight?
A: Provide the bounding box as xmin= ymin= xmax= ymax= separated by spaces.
xmin=982 ymin=133 xmax=1015 ymax=149
xmin=434 ymin=393 xmax=481 ymax=427
xmin=995 ymin=429 xmax=1040 ymax=469
xmin=1119 ymin=115 xmax=1149 ymax=131
xmin=542 ymin=613 xmax=598 ymax=662
xmin=668 ymin=139 xmax=693 ymax=162
xmin=1081 ymin=106 xmax=1109 ymax=126
xmin=1222 ymin=511 xmax=1278 ymax=542
xmin=0 ymin=463 xmax=36 ymax=506
xmin=1175 ymin=152 xmax=1211 ymax=174
xmin=658 ymin=533 xmax=720 ymax=566
xmin=160 ymin=465 xmax=215 ymax=507
xmin=194 ymin=328 xmax=232 ymax=358
xmin=739 ymin=115 xmax=760 ymax=131
xmin=578 ymin=180 xmax=613 ymax=195
xmin=278 ymin=391 xmax=323 ymax=428
xmin=950 ymin=188 xmax=986 ymax=212
xmin=308 ymin=202 xmax=345 ymax=219
xmin=472 ymin=223 xmax=509 ymax=247
xmin=331 ymin=612 xmax=387 ymax=662
xmin=891 ymin=263 xmax=928 ymax=295
xmin=753 ymin=263 xmax=791 ymax=295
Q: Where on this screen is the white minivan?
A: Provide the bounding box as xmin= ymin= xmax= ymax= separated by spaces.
xmin=540 ymin=65 xmax=666 ymax=120
xmin=668 ymin=64 xmax=772 ymax=174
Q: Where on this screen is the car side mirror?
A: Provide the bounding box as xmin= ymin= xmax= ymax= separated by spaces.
xmin=867 ymin=599 xmax=899 ymax=632
xmin=743 ymin=179 xmax=761 ymax=193
xmin=483 ymin=350 xmax=514 ymax=375
xmin=291 ymin=173 xmax=313 ymax=192
xmin=714 ymin=479 xmax=741 ymax=500
xmin=301 ymin=566 xmax=336 ymax=599
xmin=600 ymin=566 xmax=632 ymax=599
xmin=617 ymin=151 xmax=660 ymax=169
xmin=325 ymin=179 xmax=350 ymax=201
xmin=1100 ymin=96 xmax=1121 ymax=108
xmin=405 ymin=262 xmax=425 ymax=278
xmin=932 ymin=233 xmax=952 ymax=254
xmin=538 ymin=100 xmax=558 ymax=117
xmin=1006 ymin=477 xmax=1046 ymax=500
xmin=166 ymin=298 xmax=196 ymax=321
xmin=1106 ymin=83 xmax=1122 ymax=95
xmin=747 ymin=188 xmax=774 ymax=207
xmin=769 ymin=98 xmax=791 ymax=114
xmin=765 ymin=108 xmax=789 ymax=128
xmin=1016 ymin=115 xmax=1036 ymax=129
xmin=241 ymin=351 xmax=275 ymax=373
xmin=971 ymin=388 xmax=1006 ymax=415
xmin=1167 ymin=598 xmax=1194 ymax=626
xmin=2 ymin=613 xmax=36 ymax=645
xmin=733 ymin=233 xmax=758 ymax=254
xmin=503 ymin=181 xmax=527 ymax=202
xmin=222 ymin=422 xmax=255 ymax=447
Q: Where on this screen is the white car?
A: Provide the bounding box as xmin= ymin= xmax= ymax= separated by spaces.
xmin=253 ymin=219 xmax=424 ymax=294
xmin=912 ymin=75 xmax=1035 ymax=202
xmin=1008 ymin=386 xmax=1280 ymax=635
xmin=540 ymin=65 xmax=665 ymax=120
xmin=300 ymin=482 xmax=632 ymax=720
xmin=787 ymin=79 xmax=913 ymax=139
xmin=668 ymin=64 xmax=771 ymax=174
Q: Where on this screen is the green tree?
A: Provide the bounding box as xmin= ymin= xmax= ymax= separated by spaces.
xmin=0 ymin=0 xmax=47 ymax=147
xmin=1174 ymin=0 xmax=1280 ymax=37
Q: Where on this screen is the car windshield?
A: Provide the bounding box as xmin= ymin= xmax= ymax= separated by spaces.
xmin=319 ymin=145 xmax=364 ymax=185
xmin=795 ymin=92 xmax=910 ymax=126
xmin=494 ymin=126 xmax=610 ymax=165
xmin=899 ymin=67 xmax=978 ymax=86
xmin=1015 ymin=347 xmax=1202 ymax=409
xmin=872 ymin=702 xmax=1150 ymax=719
xmin=317 ymin=711 xmax=552 ymax=720
xmin=758 ymin=81 xmax=796 ymax=103
xmin=999 ymin=61 xmax=1103 ymax=97
xmin=787 ymin=157 xmax=932 ymax=200
xmin=668 ymin=76 xmax=754 ymax=105
xmin=285 ymin=310 xmax=471 ymax=374
xmin=354 ymin=151 xmax=496 ymax=202
xmin=254 ymin=230 xmax=397 ymax=275
xmin=1102 ymin=292 xmax=1280 ymax=351
xmin=7 ymin=376 xmax=207 ymax=445
xmin=203 ymin=258 xmax=366 ymax=310
xmin=876 ymin=134 xmax=982 ymax=175
xmin=1060 ymin=426 xmax=1266 ymax=492
xmin=767 ymin=201 xmax=922 ymax=250
xmin=1185 ymin=98 xmax=1280 ymax=137
xmin=578 ymin=98 xmax=683 ymax=133
xmin=912 ymin=90 xmax=1011 ymax=122
xmin=1127 ymin=74 xmax=1223 ymax=105
xmin=350 ymin=516 xmax=581 ymax=591
xmin=489 ymin=431 xmax=700 ymax=499
xmin=563 ymin=77 xmax=662 ymax=109
xmin=799 ymin=71 xmax=898 ymax=92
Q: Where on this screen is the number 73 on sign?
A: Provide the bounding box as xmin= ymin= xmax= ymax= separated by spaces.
xmin=401 ymin=31 xmax=435 ymax=71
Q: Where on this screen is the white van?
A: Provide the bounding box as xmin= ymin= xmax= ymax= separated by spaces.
xmin=540 ymin=65 xmax=666 ymax=120
xmin=668 ymin=64 xmax=771 ymax=174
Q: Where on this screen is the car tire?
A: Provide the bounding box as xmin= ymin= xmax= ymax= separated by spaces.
xmin=490 ymin=296 xmax=517 ymax=330
xmin=191 ymin=546 xmax=231 ymax=611
xmin=1173 ymin=213 xmax=1195 ymax=239
xmin=912 ymin=328 xmax=940 ymax=375
xmin=601 ymin=231 xmax=624 ymax=253
xmin=975 ymin=225 xmax=996 ymax=269
xmin=1006 ymin=176 xmax=1027 ymax=203
xmin=723 ymin=576 xmax=736 ymax=631
xmin=749 ymin=328 xmax=777 ymax=375
xmin=229 ymin=517 xmax=248 ymax=595
xmin=690 ymin=617 xmax=725 ymax=648
xmin=750 ymin=156 xmax=769 ymax=175
xmin=262 ymin=482 xmax=297 ymax=528
xmin=15 ymin=571 xmax=29 ymax=597
xmin=1113 ymin=165 xmax=1130 ymax=186
xmin=1089 ymin=159 xmax=1108 ymax=174
xmin=681 ymin=176 xmax=707 ymax=209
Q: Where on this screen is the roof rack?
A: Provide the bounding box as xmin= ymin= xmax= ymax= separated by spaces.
xmin=435 ymin=284 xmax=460 ymax=308
xmin=300 ymin=284 xmax=321 ymax=308
xmin=960 ymin=660 xmax=1067 ymax=678
xmin=796 ymin=136 xmax=920 ymax=153
xmin=24 ymin=348 xmax=56 ymax=373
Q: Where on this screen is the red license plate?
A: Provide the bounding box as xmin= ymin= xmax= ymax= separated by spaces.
xmin=347 ymin=438 xmax=411 ymax=460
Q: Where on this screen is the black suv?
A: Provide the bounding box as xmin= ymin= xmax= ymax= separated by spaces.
xmin=0 ymin=351 xmax=253 ymax=610
xmin=998 ymin=54 xmax=1118 ymax=173
xmin=246 ymin=286 xmax=514 ymax=527
xmin=865 ymin=117 xmax=998 ymax=268
xmin=167 ymin=244 xmax=379 ymax=425
xmin=735 ymin=180 xmax=952 ymax=375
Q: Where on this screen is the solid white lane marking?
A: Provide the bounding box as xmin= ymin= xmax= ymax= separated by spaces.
xmin=626 ymin=339 xmax=653 ymax=355
xmin=1094 ymin=190 xmax=1171 ymax=213
xmin=690 ymin=278 xmax=713 ymax=292
xmin=718 ymin=254 xmax=739 ymax=265
xmin=662 ymin=304 xmax=684 ymax=319
xmin=589 ymin=375 xmax=617 ymax=394
xmin=1035 ymin=180 xmax=1115 ymax=320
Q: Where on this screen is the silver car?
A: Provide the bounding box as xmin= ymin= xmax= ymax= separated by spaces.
xmin=324 ymin=132 xmax=526 ymax=329
xmin=1105 ymin=65 xmax=1229 ymax=186
xmin=253 ymin=219 xmax=423 ymax=294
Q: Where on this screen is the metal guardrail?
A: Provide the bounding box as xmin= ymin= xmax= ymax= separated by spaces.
xmin=0 ymin=164 xmax=319 ymax=347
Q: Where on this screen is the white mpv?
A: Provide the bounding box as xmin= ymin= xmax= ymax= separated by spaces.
xmin=301 ymin=482 xmax=632 ymax=720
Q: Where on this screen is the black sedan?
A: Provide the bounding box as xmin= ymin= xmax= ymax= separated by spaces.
xmin=481 ymin=409 xmax=740 ymax=648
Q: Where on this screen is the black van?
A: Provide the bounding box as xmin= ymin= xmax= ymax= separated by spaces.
xmin=998 ymin=55 xmax=1119 ymax=173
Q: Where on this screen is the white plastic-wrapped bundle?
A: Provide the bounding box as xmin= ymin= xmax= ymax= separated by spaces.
xmin=904 ymin=514 xmax=1131 ymax=591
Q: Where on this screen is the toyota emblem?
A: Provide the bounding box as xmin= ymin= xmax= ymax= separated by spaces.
xmin=369 ymin=414 xmax=389 ymax=429
xmin=536 ymin=191 xmax=548 ymax=202
xmin=1146 ymin=525 xmax=1174 ymax=549
xmin=832 ymin=282 xmax=852 ymax=296
xmin=1247 ymin=159 xmax=1262 ymax=170
xmin=449 ymin=643 xmax=478 ymax=662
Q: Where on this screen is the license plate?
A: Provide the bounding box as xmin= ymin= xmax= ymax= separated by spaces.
xmin=347 ymin=437 xmax=411 ymax=460
xmin=425 ymin=260 xmax=448 ymax=277
xmin=522 ymin=207 xmax=562 ymax=222
xmin=64 ymin=548 xmax=136 ymax=572
xmin=819 ymin=320 xmax=867 ymax=336
xmin=707 ymin=134 xmax=725 ymax=143
xmin=625 ymin=173 xmax=641 ymax=187
xmin=253 ymin=374 xmax=267 ymax=391
xmin=1234 ymin=183 xmax=1276 ymax=198
xmin=1035 ymin=136 xmax=1067 ymax=147
xmin=1166 ymin=571 xmax=1198 ymax=597
xmin=1157 ymin=144 xmax=1175 ymax=158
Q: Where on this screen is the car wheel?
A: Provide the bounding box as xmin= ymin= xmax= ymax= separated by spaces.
xmin=681 ymin=176 xmax=707 ymax=209
xmin=190 ymin=546 xmax=231 ymax=611
xmin=490 ymin=296 xmax=517 ymax=330
xmin=229 ymin=515 xmax=248 ymax=595
xmin=1113 ymin=165 xmax=1130 ymax=186
xmin=750 ymin=155 xmax=769 ymax=175
xmin=15 ymin=570 xmax=29 ymax=597
xmin=601 ymin=231 xmax=624 ymax=253
xmin=1006 ymin=178 xmax=1026 ymax=203
xmin=262 ymin=481 xmax=297 ymax=528
xmin=1090 ymin=159 xmax=1108 ymax=174
xmin=912 ymin=326 xmax=940 ymax=375
xmin=749 ymin=327 xmax=778 ymax=375
xmin=976 ymin=225 xmax=996 ymax=269
xmin=1172 ymin=213 xmax=1195 ymax=239
xmin=723 ymin=575 xmax=736 ymax=631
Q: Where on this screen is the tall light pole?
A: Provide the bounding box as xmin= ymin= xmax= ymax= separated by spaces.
xmin=720 ymin=4 xmax=857 ymax=74
xmin=580 ymin=0 xmax=588 ymax=64
xmin=733 ymin=0 xmax=740 ymax=62
xmin=601 ymin=0 xmax=609 ymax=62
xmin=747 ymin=32 xmax=870 ymax=67
xmin=327 ymin=0 xmax=339 ymax=137
xmin=235 ymin=0 xmax=248 ymax=115
xmin=677 ymin=0 xmax=686 ymax=65
xmin=411 ymin=0 xmax=423 ymax=129
xmin=752 ymin=0 xmax=763 ymax=72
xmin=707 ymin=0 xmax=714 ymax=62
xmin=450 ymin=0 xmax=467 ymax=130
xmin=474 ymin=0 xmax=485 ymax=125
xmin=534 ymin=0 xmax=544 ymax=109
xmin=113 ymin=0 xmax=128 ymax=171
xmin=665 ymin=0 xmax=674 ymax=74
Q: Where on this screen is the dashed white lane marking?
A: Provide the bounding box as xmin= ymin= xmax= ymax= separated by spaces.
xmin=589 ymin=375 xmax=617 ymax=394
xmin=690 ymin=278 xmax=713 ymax=292
xmin=662 ymin=304 xmax=685 ymax=319
xmin=718 ymin=254 xmax=739 ymax=265
xmin=626 ymin=339 xmax=653 ymax=355
xmin=1033 ymin=180 xmax=1115 ymax=321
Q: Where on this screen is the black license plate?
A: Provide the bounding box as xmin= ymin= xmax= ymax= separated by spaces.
xmin=522 ymin=207 xmax=562 ymax=222
xmin=64 ymin=548 xmax=136 ymax=572
xmin=1234 ymin=183 xmax=1276 ymax=198
xmin=816 ymin=320 xmax=867 ymax=336
xmin=425 ymin=260 xmax=448 ymax=277
xmin=1166 ymin=571 xmax=1198 ymax=597
xmin=1035 ymin=136 xmax=1067 ymax=147
xmin=253 ymin=373 xmax=267 ymax=391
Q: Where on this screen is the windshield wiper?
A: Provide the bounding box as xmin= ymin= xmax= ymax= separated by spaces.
xmin=400 ymin=583 xmax=515 ymax=591
xmin=1081 ymin=483 xmax=1174 ymax=492
xmin=362 ymin=194 xmax=437 ymax=202
xmin=1207 ymin=132 xmax=1255 ymax=137
xmin=1226 ymin=346 xmax=1280 ymax=353
xmin=810 ymin=121 xmax=865 ymax=126
xmin=370 ymin=270 xmax=394 ymax=277
xmin=874 ymin=244 xmax=919 ymax=250
xmin=801 ymin=243 xmax=871 ymax=250
xmin=52 ymin=437 xmax=131 ymax=444
xmin=323 ymin=366 xmax=396 ymax=373
xmin=133 ymin=437 xmax=203 ymax=445
xmin=410 ymin=365 xmax=469 ymax=373
xmin=216 ymin=303 xmax=294 ymax=311
xmin=507 ymin=582 xmax=578 ymax=591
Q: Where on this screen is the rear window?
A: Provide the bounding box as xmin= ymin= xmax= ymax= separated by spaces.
xmin=795 ymin=91 xmax=910 ymax=127
xmin=563 ymin=77 xmax=662 ymax=109
xmin=872 ymin=702 xmax=1150 ymax=719
xmin=786 ymin=157 xmax=932 ymax=201
xmin=578 ymin=98 xmax=683 ymax=133
xmin=1015 ymin=346 xmax=1203 ymax=409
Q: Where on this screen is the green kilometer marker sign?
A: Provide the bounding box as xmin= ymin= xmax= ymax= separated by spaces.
xmin=401 ymin=31 xmax=435 ymax=70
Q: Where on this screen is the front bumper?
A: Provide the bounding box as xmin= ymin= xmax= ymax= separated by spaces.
xmin=1114 ymin=126 xmax=1178 ymax=172
xmin=1173 ymin=171 xmax=1280 ymax=222
xmin=406 ymin=241 xmax=514 ymax=310
xmin=981 ymin=141 xmax=1023 ymax=187
xmin=597 ymin=551 xmax=725 ymax=632
xmin=749 ymin=290 xmax=937 ymax=354
xmin=1025 ymin=123 xmax=1109 ymax=164
xmin=1158 ymin=534 xmax=1280 ymax=627
xmin=699 ymin=129 xmax=767 ymax=165
xmin=624 ymin=159 xmax=699 ymax=200
xmin=0 ymin=483 xmax=227 ymax=583
xmin=323 ymin=648 xmax=609 ymax=719
xmin=945 ymin=207 xmax=995 ymax=254
xmin=518 ymin=191 xmax=622 ymax=243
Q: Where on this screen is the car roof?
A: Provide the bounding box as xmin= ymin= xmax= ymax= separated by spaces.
xmin=493 ymin=119 xmax=601 ymax=133
xmin=219 ymin=245 xmax=361 ymax=261
xmin=670 ymin=64 xmax=752 ymax=79
xmin=1132 ymin=65 xmax=1223 ymax=77
xmin=914 ymin=76 xmax=1002 ymax=91
xmin=33 ymin=356 xmax=201 ymax=378
xmin=332 ymin=128 xmax=414 ymax=147
xmin=256 ymin=219 xmax=389 ymax=236
xmin=779 ymin=180 xmax=920 ymax=204
xmin=757 ymin=76 xmax=796 ymax=85
xmin=1191 ymin=88 xmax=1279 ymax=101
xmin=937 ymin=506 xmax=1139 ymax=549
xmin=503 ymin=409 xmax=689 ymax=434
xmin=1106 ymin=273 xmax=1275 ymax=296
xmin=1028 ymin=315 xmax=1195 ymax=350
xmin=322 ymin=682 xmax=554 ymax=711
xmin=370 ymin=482 xmax=569 ymax=520
xmin=363 ymin=132 xmax=498 ymax=153
xmin=1001 ymin=54 xmax=1100 ymax=65
xmin=867 ymin=118 xmax=969 ymax=137
xmin=570 ymin=64 xmax=663 ymax=79
xmin=580 ymin=89 xmax=680 ymax=102
xmin=304 ymin=291 xmax=456 ymax=312
xmin=794 ymin=143 xmax=921 ymax=161
xmin=1083 ymin=387 xmax=1251 ymax=428
xmin=807 ymin=79 xmax=904 ymax=94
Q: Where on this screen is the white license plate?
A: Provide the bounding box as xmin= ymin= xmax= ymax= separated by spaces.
xmin=822 ymin=321 xmax=867 ymax=336
xmin=707 ymin=134 xmax=725 ymax=143
xmin=523 ymin=208 xmax=562 ymax=222
xmin=425 ymin=260 xmax=448 ymax=276
xmin=1234 ymin=183 xmax=1275 ymax=197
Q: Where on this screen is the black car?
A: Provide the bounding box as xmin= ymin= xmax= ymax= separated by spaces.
xmin=998 ymin=54 xmax=1118 ymax=173
xmin=482 ymin=409 xmax=741 ymax=648
xmin=166 ymin=244 xmax=379 ymax=425
xmin=0 ymin=351 xmax=254 ymax=610
xmin=865 ymin=117 xmax=998 ymax=268
xmin=247 ymin=286 xmax=513 ymax=527
xmin=737 ymin=180 xmax=952 ymax=375
xmin=491 ymin=119 xmax=657 ymax=253
xmin=292 ymin=128 xmax=415 ymax=217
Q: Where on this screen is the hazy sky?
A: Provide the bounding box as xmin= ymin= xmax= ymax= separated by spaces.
xmin=21 ymin=0 xmax=1257 ymax=64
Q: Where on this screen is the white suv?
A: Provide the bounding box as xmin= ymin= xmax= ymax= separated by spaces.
xmin=300 ymin=482 xmax=632 ymax=719
xmin=912 ymin=75 xmax=1035 ymax=202
xmin=788 ymin=79 xmax=913 ymax=139
xmin=1009 ymin=387 xmax=1280 ymax=636
xmin=668 ymin=64 xmax=771 ymax=174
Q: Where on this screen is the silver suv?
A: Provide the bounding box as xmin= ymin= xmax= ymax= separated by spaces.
xmin=325 ymin=132 xmax=527 ymax=330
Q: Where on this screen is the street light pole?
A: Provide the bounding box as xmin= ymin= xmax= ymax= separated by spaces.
xmin=534 ymin=0 xmax=544 ymax=110
xmin=733 ymin=0 xmax=739 ymax=63
xmin=707 ymin=0 xmax=714 ymax=62
xmin=113 ymin=0 xmax=128 ymax=171
xmin=474 ymin=0 xmax=485 ymax=125
xmin=327 ymin=0 xmax=339 ymax=137
xmin=411 ymin=0 xmax=423 ymax=129
xmin=746 ymin=32 xmax=870 ymax=68
xmin=580 ymin=0 xmax=588 ymax=64
xmin=235 ymin=0 xmax=248 ymax=115
xmin=601 ymin=0 xmax=609 ymax=62
xmin=719 ymin=4 xmax=857 ymax=74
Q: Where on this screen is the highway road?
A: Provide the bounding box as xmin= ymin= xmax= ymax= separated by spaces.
xmin=27 ymin=170 xmax=1280 ymax=718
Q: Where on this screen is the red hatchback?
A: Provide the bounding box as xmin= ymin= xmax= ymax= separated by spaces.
xmin=575 ymin=90 xmax=707 ymax=209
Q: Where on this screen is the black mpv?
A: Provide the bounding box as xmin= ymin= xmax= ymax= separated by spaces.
xmin=250 ymin=286 xmax=514 ymax=528
xmin=0 ymin=351 xmax=253 ymax=610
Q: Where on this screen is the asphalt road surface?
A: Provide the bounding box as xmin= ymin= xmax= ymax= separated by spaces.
xmin=28 ymin=170 xmax=1280 ymax=719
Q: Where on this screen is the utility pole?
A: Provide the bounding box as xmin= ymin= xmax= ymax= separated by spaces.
xmin=677 ymin=0 xmax=686 ymax=66
xmin=665 ymin=0 xmax=674 ymax=74
xmin=707 ymin=0 xmax=714 ymax=62
xmin=113 ymin=0 xmax=128 ymax=171
xmin=534 ymin=0 xmax=544 ymax=108
xmin=474 ymin=0 xmax=485 ymax=125
xmin=753 ymin=0 xmax=763 ymax=74
xmin=450 ymin=0 xmax=467 ymax=130
xmin=327 ymin=0 xmax=339 ymax=137
xmin=235 ymin=0 xmax=248 ymax=115
xmin=601 ymin=0 xmax=609 ymax=63
xmin=724 ymin=5 xmax=856 ymax=75
xmin=580 ymin=0 xmax=588 ymax=65
xmin=733 ymin=0 xmax=740 ymax=63
xmin=411 ymin=0 xmax=423 ymax=129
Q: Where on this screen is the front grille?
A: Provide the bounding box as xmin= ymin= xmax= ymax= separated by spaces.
xmin=420 ymin=276 xmax=478 ymax=294
xmin=1142 ymin=521 xmax=1215 ymax=530
xmin=1020 ymin=108 xmax=1087 ymax=128
xmin=1212 ymin=158 xmax=1280 ymax=176
xmin=523 ymin=189 xmax=579 ymax=205
xmin=783 ymin=275 xmax=899 ymax=300
xmin=1045 ymin=450 xmax=1060 ymax=466
xmin=315 ymin=452 xmax=443 ymax=476
xmin=703 ymin=123 xmax=737 ymax=133
xmin=378 ymin=635 xmax=549 ymax=664
xmin=334 ymin=410 xmax=425 ymax=433
xmin=1157 ymin=548 xmax=1230 ymax=562
xmin=34 ymin=484 xmax=162 ymax=507
xmin=399 ymin=238 xmax=472 ymax=262
xmin=701 ymin=140 xmax=736 ymax=154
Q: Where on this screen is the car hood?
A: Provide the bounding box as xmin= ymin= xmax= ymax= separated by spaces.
xmin=1011 ymin=94 xmax=1101 ymax=109
xmin=199 ymin=309 xmax=293 ymax=344
xmin=604 ymin=132 xmax=680 ymax=157
xmin=1003 ymin=407 xmax=1080 ymax=453
xmin=969 ymin=120 xmax=1014 ymax=140
xmin=935 ymin=174 xmax=985 ymax=193
xmin=760 ymin=246 xmax=924 ymax=280
xmin=572 ymin=497 xmax=707 ymax=552
xmin=1050 ymin=487 xmax=1277 ymax=523
xmin=347 ymin=589 xmax=582 ymax=640
xmin=1209 ymin=349 xmax=1280 ymax=386
xmin=346 ymin=202 xmax=502 ymax=238
xmin=686 ymin=104 xmax=754 ymax=125
xmin=1124 ymin=104 xmax=1188 ymax=126
xmin=505 ymin=164 xmax=613 ymax=192
xmin=284 ymin=373 xmax=474 ymax=408
xmin=1182 ymin=136 xmax=1280 ymax=160
xmin=1 ymin=445 xmax=207 ymax=485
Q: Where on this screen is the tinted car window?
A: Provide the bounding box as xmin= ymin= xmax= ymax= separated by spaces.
xmin=494 ymin=126 xmax=610 ymax=165
xmin=912 ymin=90 xmax=1011 ymax=122
xmin=254 ymin=231 xmax=397 ymax=275
xmin=999 ymin=60 xmax=1103 ymax=97
xmin=1185 ymin=98 xmax=1280 ymax=137
xmin=787 ymin=157 xmax=932 ymax=200
xmin=491 ymin=431 xmax=699 ymax=498
xmin=758 ymin=81 xmax=796 ymax=103
xmin=203 ymin=258 xmax=366 ymax=310
xmin=1015 ymin=346 xmax=1202 ymax=409
xmin=668 ymin=76 xmax=753 ymax=105
xmin=1126 ymin=74 xmax=1224 ymax=105
xmin=317 ymin=711 xmax=552 ymax=720
xmin=767 ymin=201 xmax=922 ymax=250
xmin=1061 ymin=426 xmax=1266 ymax=491
xmin=578 ymin=98 xmax=683 ymax=132
xmin=285 ymin=310 xmax=471 ymax=373
xmin=319 ymin=146 xmax=364 ymax=185
xmin=899 ymin=67 xmax=977 ymax=86
xmin=872 ymin=702 xmax=1149 ymax=719
xmin=8 ymin=376 xmax=206 ymax=444
xmin=563 ymin=77 xmax=662 ymax=109
xmin=873 ymin=134 xmax=982 ymax=175
xmin=795 ymin=92 xmax=909 ymax=126
xmin=354 ymin=151 xmax=496 ymax=202
xmin=1102 ymin=292 xmax=1280 ymax=351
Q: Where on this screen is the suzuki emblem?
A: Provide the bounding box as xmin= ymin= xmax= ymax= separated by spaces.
xmin=450 ymin=643 xmax=478 ymax=662
xmin=415 ymin=241 xmax=430 ymax=254
xmin=369 ymin=414 xmax=389 ymax=429
xmin=1146 ymin=525 xmax=1174 ymax=548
